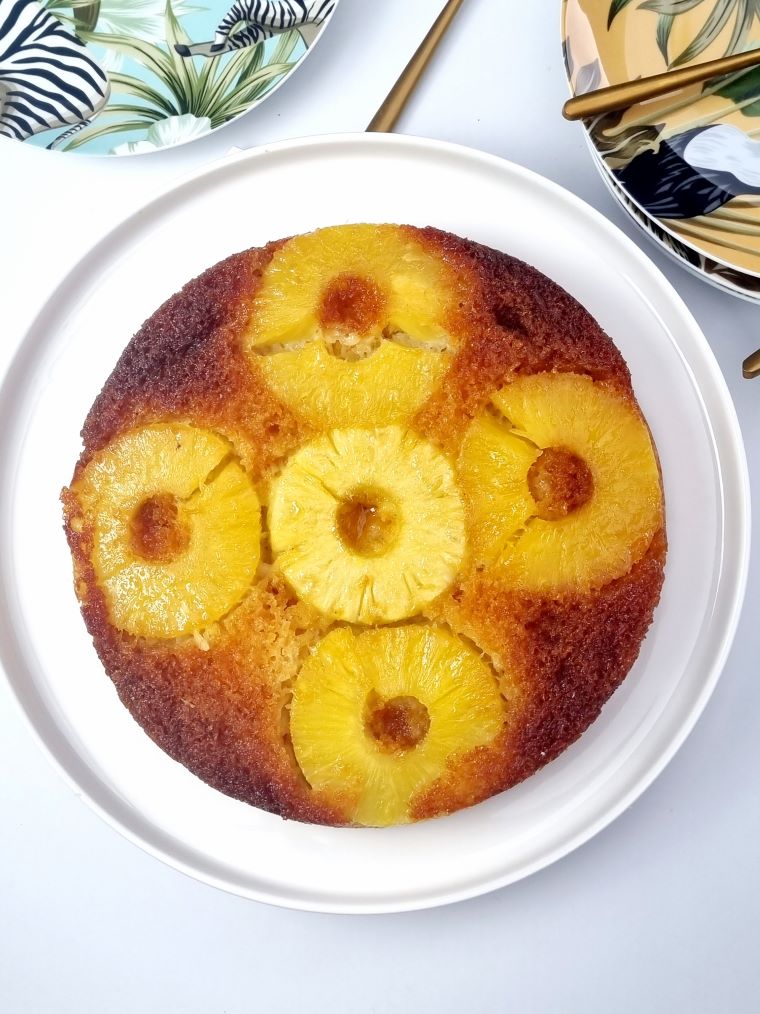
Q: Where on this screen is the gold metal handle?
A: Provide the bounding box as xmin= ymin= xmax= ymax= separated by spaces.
xmin=743 ymin=347 xmax=760 ymax=379
xmin=367 ymin=0 xmax=466 ymax=133
xmin=563 ymin=47 xmax=760 ymax=121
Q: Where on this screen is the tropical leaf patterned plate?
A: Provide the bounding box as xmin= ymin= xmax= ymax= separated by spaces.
xmin=0 ymin=0 xmax=338 ymax=155
xmin=593 ymin=143 xmax=760 ymax=299
xmin=563 ymin=0 xmax=760 ymax=297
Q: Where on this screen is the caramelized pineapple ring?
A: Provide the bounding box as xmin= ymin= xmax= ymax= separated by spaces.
xmin=290 ymin=625 xmax=505 ymax=826
xmin=459 ymin=373 xmax=662 ymax=592
xmin=73 ymin=424 xmax=261 ymax=638
xmin=247 ymin=224 xmax=460 ymax=428
xmin=268 ymin=426 xmax=466 ymax=624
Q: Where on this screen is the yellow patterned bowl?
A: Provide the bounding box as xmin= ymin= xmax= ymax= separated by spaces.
xmin=563 ymin=0 xmax=760 ymax=299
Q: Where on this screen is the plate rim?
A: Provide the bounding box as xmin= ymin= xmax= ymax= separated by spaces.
xmin=0 ymin=132 xmax=751 ymax=913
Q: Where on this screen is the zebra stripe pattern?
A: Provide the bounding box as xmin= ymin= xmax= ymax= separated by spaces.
xmin=0 ymin=0 xmax=108 ymax=147
xmin=176 ymin=0 xmax=336 ymax=58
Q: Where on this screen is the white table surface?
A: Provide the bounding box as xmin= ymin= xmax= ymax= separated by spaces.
xmin=2 ymin=1 xmax=759 ymax=1011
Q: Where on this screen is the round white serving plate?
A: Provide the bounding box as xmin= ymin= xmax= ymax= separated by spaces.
xmin=0 ymin=134 xmax=750 ymax=914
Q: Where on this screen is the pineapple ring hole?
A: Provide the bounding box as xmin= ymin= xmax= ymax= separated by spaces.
xmin=319 ymin=273 xmax=386 ymax=337
xmin=336 ymin=486 xmax=400 ymax=557
xmin=527 ymin=447 xmax=594 ymax=521
xmin=364 ymin=691 xmax=431 ymax=753
xmin=130 ymin=493 xmax=191 ymax=563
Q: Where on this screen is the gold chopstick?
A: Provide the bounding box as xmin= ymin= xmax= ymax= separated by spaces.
xmin=366 ymin=0 xmax=466 ymax=133
xmin=743 ymin=347 xmax=760 ymax=378
xmin=563 ymin=47 xmax=760 ymax=121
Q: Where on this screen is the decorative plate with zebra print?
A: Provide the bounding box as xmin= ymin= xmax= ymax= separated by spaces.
xmin=0 ymin=0 xmax=338 ymax=154
xmin=563 ymin=0 xmax=760 ymax=298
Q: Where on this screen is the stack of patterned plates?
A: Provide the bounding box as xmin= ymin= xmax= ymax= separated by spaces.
xmin=563 ymin=0 xmax=760 ymax=301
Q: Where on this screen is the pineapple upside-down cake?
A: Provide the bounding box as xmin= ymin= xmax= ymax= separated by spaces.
xmin=62 ymin=224 xmax=665 ymax=827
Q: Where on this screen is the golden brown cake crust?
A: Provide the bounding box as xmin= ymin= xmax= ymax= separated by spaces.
xmin=63 ymin=225 xmax=665 ymax=825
